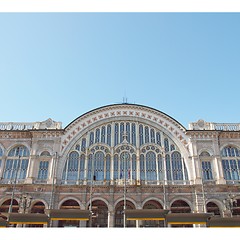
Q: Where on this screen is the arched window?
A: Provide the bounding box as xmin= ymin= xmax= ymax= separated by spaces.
xmin=101 ymin=126 xmax=106 ymax=143
xmin=146 ymin=151 xmax=157 ymax=181
xmin=156 ymin=132 xmax=161 ymax=146
xmin=40 ymin=151 xmax=51 ymax=157
xmin=164 ymin=138 xmax=169 ymax=152
xmin=87 ymin=154 xmax=93 ymax=181
xmin=79 ymin=154 xmax=85 ymax=180
xmin=120 ymin=152 xmax=130 ymax=180
xmin=62 ymin=151 xmax=79 ymax=181
xmin=221 ymin=146 xmax=240 ymax=181
xmin=114 ymin=155 xmax=118 ymax=180
xmin=145 ymin=126 xmax=149 ymax=143
xmin=89 ymin=132 xmax=94 ymax=146
xmin=114 ymin=123 xmax=119 ymax=146
xmin=126 ymin=122 xmax=130 ymax=143
xmin=200 ymin=151 xmax=213 ymax=181
xmin=120 ymin=123 xmax=124 ymax=143
xmin=81 ymin=138 xmax=86 ymax=152
xmin=95 ymin=128 xmax=100 ymax=143
xmin=140 ymin=154 xmax=145 ymax=180
xmin=166 ymin=154 xmax=171 ymax=180
xmin=132 ymin=154 xmax=136 ymax=180
xmin=158 ymin=154 xmax=163 ymax=180
xmin=107 ymin=125 xmax=111 ymax=146
xmin=150 ymin=129 xmax=155 ymax=143
xmin=171 ymin=152 xmax=183 ymax=180
xmin=131 ymin=123 xmax=136 ymax=146
xmin=139 ymin=125 xmax=143 ymax=146
xmin=94 ymin=151 xmax=104 ymax=181
xmin=106 ymin=154 xmax=111 ymax=180
xmin=3 ymin=146 xmax=29 ymax=180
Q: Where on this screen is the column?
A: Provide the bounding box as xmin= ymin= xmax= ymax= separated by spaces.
xmin=25 ymin=155 xmax=36 ymax=184
xmin=193 ymin=156 xmax=202 ymax=184
xmin=108 ymin=210 xmax=115 ymax=227
xmin=215 ymin=156 xmax=226 ymax=184
xmin=0 ymin=155 xmax=7 ymax=179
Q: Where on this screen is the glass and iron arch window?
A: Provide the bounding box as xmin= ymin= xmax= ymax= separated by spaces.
xmin=221 ymin=146 xmax=240 ymax=181
xmin=62 ymin=151 xmax=79 ymax=181
xmin=3 ymin=145 xmax=30 ymax=180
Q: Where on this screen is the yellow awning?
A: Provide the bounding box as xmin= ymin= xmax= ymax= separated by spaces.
xmin=0 ymin=218 xmax=7 ymax=227
xmin=1 ymin=213 xmax=48 ymax=225
xmin=166 ymin=213 xmax=213 ymax=225
xmin=125 ymin=209 xmax=170 ymax=221
xmin=45 ymin=209 xmax=91 ymax=221
xmin=207 ymin=217 xmax=240 ymax=228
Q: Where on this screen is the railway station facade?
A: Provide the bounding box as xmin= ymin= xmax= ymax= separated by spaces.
xmin=0 ymin=103 xmax=240 ymax=227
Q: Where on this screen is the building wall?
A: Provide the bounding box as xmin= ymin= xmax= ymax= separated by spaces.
xmin=0 ymin=104 xmax=240 ymax=226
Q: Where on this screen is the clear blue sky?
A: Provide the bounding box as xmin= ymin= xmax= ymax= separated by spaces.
xmin=0 ymin=12 xmax=240 ymax=128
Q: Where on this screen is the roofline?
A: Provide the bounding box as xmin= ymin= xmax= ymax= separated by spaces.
xmin=64 ymin=103 xmax=186 ymax=131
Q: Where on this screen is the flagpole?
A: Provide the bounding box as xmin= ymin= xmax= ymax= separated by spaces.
xmin=89 ymin=151 xmax=95 ymax=227
xmin=9 ymin=154 xmax=21 ymax=213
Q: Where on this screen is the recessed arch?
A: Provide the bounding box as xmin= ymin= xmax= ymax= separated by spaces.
xmin=59 ymin=104 xmax=190 ymax=182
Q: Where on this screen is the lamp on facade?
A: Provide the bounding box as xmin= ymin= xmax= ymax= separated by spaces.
xmin=223 ymin=194 xmax=237 ymax=217
xmin=19 ymin=193 xmax=32 ymax=214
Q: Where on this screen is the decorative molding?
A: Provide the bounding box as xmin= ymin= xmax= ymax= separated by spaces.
xmin=62 ymin=104 xmax=188 ymax=153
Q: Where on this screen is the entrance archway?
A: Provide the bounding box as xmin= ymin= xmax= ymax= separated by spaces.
xmin=232 ymin=199 xmax=240 ymax=216
xmin=59 ymin=199 xmax=80 ymax=227
xmin=87 ymin=200 xmax=108 ymax=227
xmin=142 ymin=200 xmax=164 ymax=227
xmin=170 ymin=200 xmax=192 ymax=228
xmin=0 ymin=199 xmax=19 ymax=213
xmin=115 ymin=200 xmax=136 ymax=227
xmin=29 ymin=201 xmax=46 ymax=227
xmin=206 ymin=202 xmax=220 ymax=216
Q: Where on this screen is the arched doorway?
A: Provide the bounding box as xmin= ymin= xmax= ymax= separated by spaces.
xmin=59 ymin=199 xmax=80 ymax=227
xmin=232 ymin=199 xmax=240 ymax=216
xmin=206 ymin=202 xmax=220 ymax=216
xmin=87 ymin=200 xmax=108 ymax=227
xmin=28 ymin=201 xmax=46 ymax=228
xmin=31 ymin=201 xmax=45 ymax=214
xmin=0 ymin=199 xmax=19 ymax=213
xmin=142 ymin=200 xmax=164 ymax=227
xmin=0 ymin=199 xmax=19 ymax=227
xmin=170 ymin=200 xmax=192 ymax=228
xmin=115 ymin=200 xmax=136 ymax=227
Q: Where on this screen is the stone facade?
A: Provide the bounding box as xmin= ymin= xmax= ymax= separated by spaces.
xmin=0 ymin=103 xmax=239 ymax=227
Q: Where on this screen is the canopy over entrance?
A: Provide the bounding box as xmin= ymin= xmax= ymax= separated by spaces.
xmin=2 ymin=213 xmax=48 ymax=225
xmin=207 ymin=217 xmax=240 ymax=228
xmin=166 ymin=213 xmax=213 ymax=225
xmin=125 ymin=209 xmax=170 ymax=220
xmin=45 ymin=209 xmax=91 ymax=221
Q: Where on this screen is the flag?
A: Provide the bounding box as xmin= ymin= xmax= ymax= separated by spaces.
xmin=120 ymin=172 xmax=123 ymax=179
xmin=128 ymin=169 xmax=131 ymax=179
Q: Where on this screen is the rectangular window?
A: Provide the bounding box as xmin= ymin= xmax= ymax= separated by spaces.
xmin=38 ymin=161 xmax=49 ymax=180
